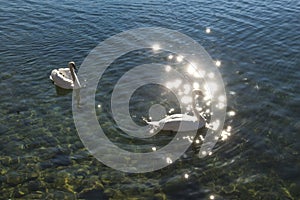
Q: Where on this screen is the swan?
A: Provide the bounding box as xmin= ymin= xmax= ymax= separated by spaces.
xmin=50 ymin=61 xmax=81 ymax=90
xmin=145 ymin=89 xmax=206 ymax=132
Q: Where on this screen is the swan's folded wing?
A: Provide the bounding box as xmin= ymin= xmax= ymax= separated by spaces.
xmin=50 ymin=69 xmax=73 ymax=89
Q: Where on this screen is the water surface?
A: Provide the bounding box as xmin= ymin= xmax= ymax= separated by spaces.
xmin=0 ymin=0 xmax=299 ymax=199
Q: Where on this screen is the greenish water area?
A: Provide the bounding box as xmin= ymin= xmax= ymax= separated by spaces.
xmin=0 ymin=0 xmax=299 ymax=199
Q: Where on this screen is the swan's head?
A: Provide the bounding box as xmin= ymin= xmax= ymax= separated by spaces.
xmin=68 ymin=61 xmax=77 ymax=70
xmin=192 ymin=89 xmax=204 ymax=98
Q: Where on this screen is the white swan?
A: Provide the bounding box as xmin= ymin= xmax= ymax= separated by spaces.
xmin=50 ymin=61 xmax=81 ymax=90
xmin=146 ymin=89 xmax=206 ymax=132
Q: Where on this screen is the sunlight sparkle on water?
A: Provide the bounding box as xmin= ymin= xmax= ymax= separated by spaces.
xmin=187 ymin=63 xmax=206 ymax=78
xmin=152 ymin=44 xmax=160 ymax=51
xmin=216 ymin=102 xmax=225 ymax=109
xmin=215 ymin=60 xmax=221 ymax=67
xmin=204 ymin=92 xmax=212 ymax=101
xmin=165 ymin=65 xmax=171 ymax=72
xmin=209 ymin=194 xmax=215 ymax=200
xmin=184 ymin=173 xmax=189 ymax=179
xmin=174 ymin=79 xmax=182 ymax=88
xmin=166 ymin=79 xmax=183 ymax=89
xmin=183 ymin=136 xmax=193 ymax=143
xmin=195 ymin=69 xmax=206 ymax=78
xmin=208 ymin=72 xmax=215 ymax=79
xmin=178 ymin=90 xmax=183 ymax=96
xmin=228 ymin=111 xmax=236 ymax=116
xmin=176 ymin=55 xmax=184 ymax=62
xmin=169 ymin=108 xmax=175 ymax=114
xmin=203 ymin=82 xmax=218 ymax=95
xmin=226 ymin=126 xmax=232 ymax=132
xmin=166 ymin=82 xmax=173 ymax=88
xmin=152 ymin=147 xmax=157 ymax=151
xmin=186 ymin=105 xmax=192 ymax=111
xmin=187 ymin=64 xmax=196 ymax=75
xmin=229 ymin=91 xmax=236 ymax=95
xmin=210 ymin=120 xmax=220 ymax=131
xmin=200 ymin=135 xmax=204 ymax=141
xmin=206 ymin=82 xmax=218 ymax=94
xmin=166 ymin=157 xmax=173 ymax=164
xmin=183 ymin=84 xmax=191 ymax=94
xmin=196 ymin=107 xmax=202 ymax=112
xmin=193 ymin=82 xmax=200 ymax=89
xmin=206 ymin=101 xmax=211 ymax=106
xmin=221 ymin=130 xmax=231 ymax=141
xmin=168 ymin=54 xmax=173 ymax=59
xmin=218 ymin=95 xmax=226 ymax=102
xmin=206 ymin=27 xmax=211 ymax=34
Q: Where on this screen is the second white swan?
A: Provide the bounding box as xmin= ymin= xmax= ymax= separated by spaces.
xmin=50 ymin=61 xmax=81 ymax=90
xmin=146 ymin=89 xmax=206 ymax=132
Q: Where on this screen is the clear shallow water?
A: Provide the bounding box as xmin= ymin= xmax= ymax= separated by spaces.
xmin=0 ymin=0 xmax=299 ymax=199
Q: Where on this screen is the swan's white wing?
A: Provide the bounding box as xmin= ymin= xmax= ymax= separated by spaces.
xmin=49 ymin=69 xmax=58 ymax=81
xmin=163 ymin=114 xmax=186 ymax=121
xmin=161 ymin=114 xmax=205 ymax=132
xmin=50 ymin=68 xmax=73 ymax=89
xmin=146 ymin=114 xmax=206 ymax=132
xmin=162 ymin=115 xmax=195 ymax=131
xmin=164 ymin=114 xmax=196 ymax=122
xmin=58 ymin=68 xmax=72 ymax=79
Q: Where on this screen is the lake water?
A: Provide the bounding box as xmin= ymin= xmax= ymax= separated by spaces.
xmin=0 ymin=0 xmax=299 ymax=199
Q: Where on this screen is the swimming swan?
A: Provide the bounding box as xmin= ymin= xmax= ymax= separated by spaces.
xmin=146 ymin=89 xmax=206 ymax=132
xmin=50 ymin=61 xmax=81 ymax=89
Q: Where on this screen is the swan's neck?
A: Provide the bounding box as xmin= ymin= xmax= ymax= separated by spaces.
xmin=192 ymin=94 xmax=202 ymax=121
xmin=69 ymin=67 xmax=76 ymax=82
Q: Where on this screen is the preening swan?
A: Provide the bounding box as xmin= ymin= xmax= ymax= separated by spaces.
xmin=146 ymin=89 xmax=206 ymax=132
xmin=50 ymin=61 xmax=81 ymax=89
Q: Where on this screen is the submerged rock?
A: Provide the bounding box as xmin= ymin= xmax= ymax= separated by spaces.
xmin=5 ymin=171 xmax=25 ymax=186
xmin=27 ymin=180 xmax=44 ymax=191
xmin=79 ymin=188 xmax=108 ymax=199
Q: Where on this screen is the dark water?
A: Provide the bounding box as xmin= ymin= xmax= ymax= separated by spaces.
xmin=1 ymin=0 xmax=299 ymax=199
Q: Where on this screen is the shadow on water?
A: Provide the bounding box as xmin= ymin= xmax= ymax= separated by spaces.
xmin=54 ymin=85 xmax=72 ymax=96
xmin=52 ymin=84 xmax=81 ymax=107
